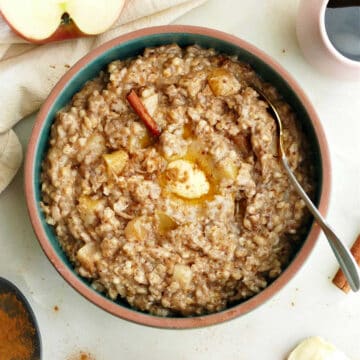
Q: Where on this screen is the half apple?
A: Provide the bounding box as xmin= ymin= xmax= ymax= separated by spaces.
xmin=0 ymin=0 xmax=125 ymax=44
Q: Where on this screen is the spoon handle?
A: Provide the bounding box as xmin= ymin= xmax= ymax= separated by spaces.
xmin=281 ymin=156 xmax=360 ymax=292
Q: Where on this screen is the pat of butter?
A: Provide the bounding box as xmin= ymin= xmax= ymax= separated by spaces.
xmin=288 ymin=337 xmax=350 ymax=360
xmin=165 ymin=159 xmax=209 ymax=199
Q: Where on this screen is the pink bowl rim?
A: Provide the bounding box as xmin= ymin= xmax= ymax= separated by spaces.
xmin=25 ymin=25 xmax=331 ymax=329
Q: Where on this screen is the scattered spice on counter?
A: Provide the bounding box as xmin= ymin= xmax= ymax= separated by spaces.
xmin=333 ymin=233 xmax=360 ymax=293
xmin=80 ymin=353 xmax=94 ymax=360
xmin=0 ymin=292 xmax=36 ymax=360
xmin=67 ymin=351 xmax=96 ymax=360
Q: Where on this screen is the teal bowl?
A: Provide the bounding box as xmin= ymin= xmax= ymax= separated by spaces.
xmin=25 ymin=25 xmax=331 ymax=328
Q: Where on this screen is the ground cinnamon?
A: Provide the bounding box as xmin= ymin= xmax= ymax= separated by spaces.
xmin=67 ymin=351 xmax=96 ymax=360
xmin=333 ymin=233 xmax=360 ymax=293
xmin=0 ymin=292 xmax=36 ymax=360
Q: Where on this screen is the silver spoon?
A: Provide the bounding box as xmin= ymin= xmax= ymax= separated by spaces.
xmin=0 ymin=277 xmax=42 ymax=359
xmin=253 ymin=86 xmax=360 ymax=292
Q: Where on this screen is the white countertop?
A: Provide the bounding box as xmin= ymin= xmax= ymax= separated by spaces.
xmin=1 ymin=0 xmax=360 ymax=359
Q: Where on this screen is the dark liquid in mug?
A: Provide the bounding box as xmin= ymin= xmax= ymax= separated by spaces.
xmin=325 ymin=0 xmax=360 ymax=61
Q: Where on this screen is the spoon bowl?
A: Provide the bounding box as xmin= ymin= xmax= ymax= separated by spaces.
xmin=0 ymin=277 xmax=42 ymax=360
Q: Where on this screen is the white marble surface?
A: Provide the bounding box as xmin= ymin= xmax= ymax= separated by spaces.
xmin=1 ymin=0 xmax=360 ymax=359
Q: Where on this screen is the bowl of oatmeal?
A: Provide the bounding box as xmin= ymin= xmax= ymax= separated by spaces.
xmin=25 ymin=25 xmax=330 ymax=328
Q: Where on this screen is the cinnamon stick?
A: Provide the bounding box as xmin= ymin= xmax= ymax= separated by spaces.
xmin=332 ymin=233 xmax=360 ymax=293
xmin=126 ymin=90 xmax=161 ymax=137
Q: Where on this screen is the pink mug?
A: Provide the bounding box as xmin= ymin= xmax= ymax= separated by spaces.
xmin=297 ymin=0 xmax=360 ymax=80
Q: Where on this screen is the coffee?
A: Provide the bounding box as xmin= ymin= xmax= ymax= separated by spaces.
xmin=325 ymin=0 xmax=360 ymax=61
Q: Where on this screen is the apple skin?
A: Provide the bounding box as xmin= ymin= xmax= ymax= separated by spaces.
xmin=1 ymin=12 xmax=90 ymax=44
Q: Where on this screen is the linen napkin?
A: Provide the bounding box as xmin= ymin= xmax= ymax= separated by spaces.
xmin=0 ymin=0 xmax=207 ymax=194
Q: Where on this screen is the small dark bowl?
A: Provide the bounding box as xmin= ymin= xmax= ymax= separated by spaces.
xmin=0 ymin=277 xmax=42 ymax=359
xmin=25 ymin=25 xmax=331 ymax=328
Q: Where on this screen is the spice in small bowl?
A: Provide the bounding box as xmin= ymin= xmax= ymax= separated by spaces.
xmin=0 ymin=277 xmax=41 ymax=360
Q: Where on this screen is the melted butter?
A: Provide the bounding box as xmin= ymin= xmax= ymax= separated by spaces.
xmin=157 ymin=122 xmax=240 ymax=206
xmin=159 ymin=140 xmax=220 ymax=205
xmin=182 ymin=123 xmax=193 ymax=139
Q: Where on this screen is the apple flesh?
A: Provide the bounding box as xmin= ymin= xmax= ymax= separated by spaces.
xmin=0 ymin=0 xmax=125 ymax=44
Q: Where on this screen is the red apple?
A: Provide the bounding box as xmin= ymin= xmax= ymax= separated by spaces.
xmin=0 ymin=0 xmax=125 ymax=44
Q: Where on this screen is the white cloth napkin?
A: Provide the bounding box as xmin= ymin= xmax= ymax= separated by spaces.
xmin=0 ymin=0 xmax=207 ymax=194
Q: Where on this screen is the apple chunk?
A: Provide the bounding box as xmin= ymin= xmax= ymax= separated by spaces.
xmin=0 ymin=0 xmax=125 ymax=44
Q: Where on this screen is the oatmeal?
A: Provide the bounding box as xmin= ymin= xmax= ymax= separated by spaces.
xmin=41 ymin=44 xmax=315 ymax=316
